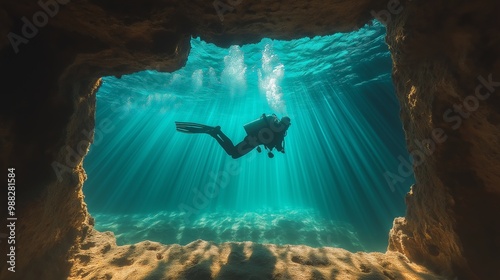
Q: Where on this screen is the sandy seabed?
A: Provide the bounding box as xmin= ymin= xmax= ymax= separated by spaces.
xmin=91 ymin=210 xmax=366 ymax=251
xmin=70 ymin=229 xmax=444 ymax=280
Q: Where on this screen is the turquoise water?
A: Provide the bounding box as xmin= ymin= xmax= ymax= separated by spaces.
xmin=83 ymin=21 xmax=414 ymax=252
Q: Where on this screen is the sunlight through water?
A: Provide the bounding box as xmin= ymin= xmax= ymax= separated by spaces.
xmin=83 ymin=21 xmax=414 ymax=252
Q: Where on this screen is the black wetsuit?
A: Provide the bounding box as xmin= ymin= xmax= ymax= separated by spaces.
xmin=210 ymin=115 xmax=288 ymax=158
xmin=175 ymin=114 xmax=289 ymax=159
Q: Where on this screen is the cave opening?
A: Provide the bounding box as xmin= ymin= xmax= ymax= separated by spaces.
xmin=82 ymin=21 xmax=414 ymax=253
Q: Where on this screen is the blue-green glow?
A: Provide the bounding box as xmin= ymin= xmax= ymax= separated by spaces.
xmin=83 ymin=21 xmax=414 ymax=252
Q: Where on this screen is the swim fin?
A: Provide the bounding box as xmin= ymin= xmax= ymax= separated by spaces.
xmin=175 ymin=122 xmax=219 ymax=134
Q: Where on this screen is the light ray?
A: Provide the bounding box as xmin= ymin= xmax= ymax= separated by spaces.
xmin=83 ymin=21 xmax=414 ymax=252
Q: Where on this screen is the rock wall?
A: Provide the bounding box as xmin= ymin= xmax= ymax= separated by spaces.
xmin=386 ymin=0 xmax=500 ymax=279
xmin=0 ymin=0 xmax=498 ymax=279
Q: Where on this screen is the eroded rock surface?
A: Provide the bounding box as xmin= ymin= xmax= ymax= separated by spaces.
xmin=386 ymin=1 xmax=500 ymax=279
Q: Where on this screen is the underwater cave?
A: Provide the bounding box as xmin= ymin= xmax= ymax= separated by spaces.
xmin=1 ymin=0 xmax=499 ymax=279
xmin=84 ymin=23 xmax=411 ymax=253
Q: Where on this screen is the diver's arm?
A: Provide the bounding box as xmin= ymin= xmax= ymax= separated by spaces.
xmin=272 ymin=133 xmax=285 ymax=153
xmin=276 ymin=141 xmax=285 ymax=153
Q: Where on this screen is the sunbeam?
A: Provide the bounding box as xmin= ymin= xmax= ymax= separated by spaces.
xmin=83 ymin=21 xmax=414 ymax=252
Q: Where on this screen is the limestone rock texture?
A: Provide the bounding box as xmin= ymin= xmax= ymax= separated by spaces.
xmin=0 ymin=0 xmax=498 ymax=279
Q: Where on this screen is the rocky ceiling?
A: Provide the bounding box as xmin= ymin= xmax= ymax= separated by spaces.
xmin=1 ymin=0 xmax=499 ymax=279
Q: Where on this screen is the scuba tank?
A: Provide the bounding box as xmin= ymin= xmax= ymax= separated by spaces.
xmin=243 ymin=115 xmax=273 ymax=136
xmin=243 ymin=114 xmax=281 ymax=158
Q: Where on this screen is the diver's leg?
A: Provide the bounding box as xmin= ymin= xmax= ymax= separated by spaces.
xmin=232 ymin=139 xmax=256 ymax=159
xmin=232 ymin=135 xmax=260 ymax=158
xmin=176 ymin=122 xmax=256 ymax=158
xmin=208 ymin=129 xmax=241 ymax=158
xmin=210 ymin=130 xmax=259 ymax=159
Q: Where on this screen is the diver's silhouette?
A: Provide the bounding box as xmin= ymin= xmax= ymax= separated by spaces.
xmin=175 ymin=114 xmax=291 ymax=158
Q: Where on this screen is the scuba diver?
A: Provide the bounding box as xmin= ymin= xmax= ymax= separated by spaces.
xmin=175 ymin=114 xmax=291 ymax=159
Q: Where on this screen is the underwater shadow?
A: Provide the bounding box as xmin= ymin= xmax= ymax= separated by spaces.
xmin=12 ymin=228 xmax=81 ymax=280
xmin=181 ymin=258 xmax=214 ymax=280
xmin=109 ymin=245 xmax=137 ymax=266
xmin=143 ymin=261 xmax=170 ymax=280
xmin=217 ymin=243 xmax=277 ymax=280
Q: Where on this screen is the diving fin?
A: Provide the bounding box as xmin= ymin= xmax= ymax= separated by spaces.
xmin=175 ymin=122 xmax=219 ymax=134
